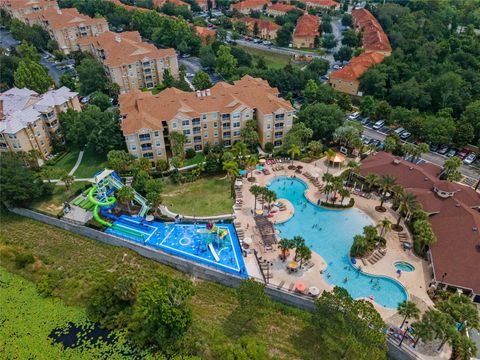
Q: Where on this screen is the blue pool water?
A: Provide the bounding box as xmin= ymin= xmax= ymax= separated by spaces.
xmin=268 ymin=176 xmax=407 ymax=308
xmin=105 ymin=215 xmax=247 ymax=277
xmin=394 ymin=261 xmax=415 ymax=272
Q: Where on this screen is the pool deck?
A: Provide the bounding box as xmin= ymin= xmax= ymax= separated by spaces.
xmin=236 ymin=158 xmax=434 ymax=321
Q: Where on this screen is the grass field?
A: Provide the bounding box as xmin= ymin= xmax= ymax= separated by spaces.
xmin=237 ymin=45 xmax=291 ymax=69
xmin=72 ymin=148 xmax=107 ymax=178
xmin=0 ymin=212 xmax=317 ymax=359
xmin=29 ymin=182 xmax=89 ymax=215
xmin=162 ymin=176 xmax=234 ymax=216
xmin=183 ymin=153 xmax=205 ymax=167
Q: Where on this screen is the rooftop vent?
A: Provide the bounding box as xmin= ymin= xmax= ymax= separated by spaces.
xmin=115 ymin=36 xmax=121 ymax=43
xmin=424 ymin=177 xmax=428 ymax=181
xmin=206 ymin=89 xmax=211 ymax=96
xmin=456 ymin=203 xmax=460 ymax=207
xmin=196 ymin=90 xmax=201 ymax=97
xmin=393 ymin=159 xmax=401 ymax=165
xmin=473 ymin=227 xmax=478 ymax=232
xmin=201 ymin=90 xmax=206 ymax=97
xmin=409 ymin=167 xmax=414 ymax=170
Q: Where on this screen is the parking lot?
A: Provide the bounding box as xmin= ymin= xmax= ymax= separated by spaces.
xmin=346 ymin=112 xmax=479 ymax=182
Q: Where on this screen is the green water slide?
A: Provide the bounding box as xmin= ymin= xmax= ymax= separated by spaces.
xmin=87 ymin=187 xmax=116 ymax=227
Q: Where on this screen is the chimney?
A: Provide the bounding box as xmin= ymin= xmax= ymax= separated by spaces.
xmin=56 ymin=9 xmax=62 ymax=15
xmin=201 ymin=90 xmax=206 ymax=97
xmin=115 ymin=36 xmax=121 ymax=43
xmin=196 ymin=90 xmax=201 ymax=97
xmin=206 ymin=89 xmax=211 ymax=96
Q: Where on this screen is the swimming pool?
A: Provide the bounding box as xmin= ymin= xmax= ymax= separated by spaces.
xmin=394 ymin=261 xmax=415 ymax=272
xmin=105 ymin=215 xmax=247 ymax=278
xmin=268 ymin=176 xmax=407 ymax=308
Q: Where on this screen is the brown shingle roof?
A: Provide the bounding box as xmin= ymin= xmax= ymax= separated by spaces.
xmin=77 ymin=31 xmax=176 ymax=68
xmin=352 ymin=8 xmax=391 ymax=53
xmin=119 ymin=75 xmax=294 ymax=134
xmin=293 ymin=14 xmax=320 ymax=38
xmin=360 ymin=152 xmax=480 ymax=294
xmin=231 ymin=0 xmax=269 ymax=10
xmin=329 ymin=52 xmax=384 ymax=82
xmin=25 ymin=7 xmax=107 ymax=30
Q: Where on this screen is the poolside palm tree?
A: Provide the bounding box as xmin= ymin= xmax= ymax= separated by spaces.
xmin=278 ymin=238 xmax=293 ymax=262
xmin=364 ymin=173 xmax=380 ymax=193
xmin=245 ymin=155 xmax=258 ymax=179
xmin=323 ymin=183 xmax=334 ymax=201
xmin=338 ymin=188 xmax=350 ymax=205
xmin=117 ymin=186 xmax=135 ymax=213
xmin=296 ymin=243 xmax=312 ymax=268
xmin=394 ymin=192 xmax=418 ymax=229
xmin=265 ymin=189 xmax=277 ymax=211
xmin=292 ymin=236 xmax=305 ymax=261
xmin=377 ymin=175 xmax=396 ymax=211
xmin=322 ymin=172 xmax=334 ymax=186
xmin=391 ymin=184 xmax=405 ymax=209
xmin=411 ymin=320 xmax=434 ymax=348
xmin=223 ymin=160 xmax=239 ymax=198
xmin=22 ymin=149 xmax=41 ymax=169
xmin=232 ymin=140 xmax=249 ymax=163
xmin=398 ymin=300 xmax=420 ymax=329
xmin=346 ymin=160 xmax=360 ymax=185
xmin=377 ymin=218 xmax=392 ymax=237
xmin=288 ymin=144 xmax=301 ymax=165
xmin=451 ymin=334 xmax=477 ymax=360
xmin=330 ymin=176 xmax=343 ymax=204
xmin=249 ymin=184 xmax=262 ymax=210
xmin=60 ymin=172 xmax=75 ymax=193
xmin=324 ymin=148 xmax=336 ymax=173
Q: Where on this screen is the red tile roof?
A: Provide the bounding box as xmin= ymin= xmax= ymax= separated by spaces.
xmin=237 ymin=17 xmax=281 ymax=31
xmin=329 ymin=52 xmax=384 ymax=81
xmin=303 ymin=0 xmax=340 ymax=8
xmin=195 ymin=26 xmax=216 ymax=38
xmin=293 ymin=14 xmax=320 ymax=38
xmin=352 ymin=8 xmax=391 ymax=53
xmin=360 ymin=152 xmax=480 ymax=295
xmin=231 ymin=0 xmax=269 ymax=11
xmin=267 ymin=3 xmax=297 ymax=13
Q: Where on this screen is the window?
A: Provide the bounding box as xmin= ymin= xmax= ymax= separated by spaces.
xmin=212 ymin=112 xmax=218 ymax=119
xmin=194 ymin=136 xmax=202 ymax=143
xmin=233 ymin=122 xmax=240 ymax=128
xmin=202 ymin=114 xmax=206 ymax=120
xmin=139 ymin=133 xmax=151 ymax=141
xmin=266 ymin=133 xmax=271 ymax=139
xmin=127 ymin=135 xmax=134 ymax=141
xmin=183 ymin=129 xmax=190 ymax=135
xmin=157 ymin=149 xmax=162 ymax=155
xmin=203 ymin=123 xmax=207 ymax=129
xmin=8 ymin=134 xmax=16 ymax=139
xmin=233 ymin=130 xmax=241 ymax=137
xmin=146 ymin=82 xmax=153 ymax=88
xmin=192 ymin=118 xmax=200 ymax=126
xmin=194 ymin=144 xmax=202 ymax=151
xmin=267 ymin=124 xmax=271 ymax=129
xmin=182 ymin=120 xmax=190 ymax=127
xmin=214 ymin=130 xmax=218 ymax=137
xmin=141 ymin=143 xmax=152 ymax=150
xmin=213 ymin=122 xmax=218 ymax=128
xmin=143 ymin=152 xmax=154 ymax=159
xmin=204 ymin=132 xmax=208 ymax=138
xmin=155 ymin=141 xmax=161 ymax=147
xmin=223 ymin=131 xmax=231 ymax=138
xmin=154 ymin=131 xmax=160 ymax=137
xmin=224 ymin=140 xmax=231 ymax=146
xmin=172 ymin=122 xmax=177 ymax=129
xmin=245 ymin=112 xmax=250 ymax=119
xmin=130 ymin=145 xmax=137 ymax=150
xmin=232 ymin=112 xmax=240 ymax=119
xmin=221 ymin=114 xmax=230 ymax=121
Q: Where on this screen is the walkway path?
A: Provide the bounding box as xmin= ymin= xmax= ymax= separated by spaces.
xmin=69 ymin=150 xmax=84 ymax=176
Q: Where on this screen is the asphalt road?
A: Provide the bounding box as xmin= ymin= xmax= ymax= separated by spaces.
xmin=179 ymin=56 xmax=222 ymax=84
xmin=361 ymin=126 xmax=479 ymax=180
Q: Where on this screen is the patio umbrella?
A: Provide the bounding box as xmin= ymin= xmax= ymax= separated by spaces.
xmin=288 ymin=261 xmax=298 ymax=270
xmin=235 ymin=180 xmax=243 ymax=187
xmin=259 ymin=159 xmax=266 ymax=164
xmin=295 ymin=282 xmax=306 ymax=292
xmin=243 ymin=237 xmax=252 ymax=245
xmin=145 ymin=215 xmax=154 ymax=222
xmin=239 ymin=170 xmax=247 ymax=175
xmin=256 ymin=165 xmax=264 ymax=171
xmin=308 ymin=286 xmax=320 ymax=296
xmin=255 ymin=209 xmax=263 ymax=215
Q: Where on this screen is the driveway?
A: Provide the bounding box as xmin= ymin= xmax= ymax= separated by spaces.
xmin=179 ymin=56 xmax=222 ymax=84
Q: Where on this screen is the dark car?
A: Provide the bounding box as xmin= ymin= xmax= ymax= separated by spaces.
xmin=400 ymin=131 xmax=411 ymax=140
xmin=446 ymin=148 xmax=457 ymax=157
xmin=429 ymin=143 xmax=439 ymax=152
xmin=370 ymin=139 xmax=381 ymax=147
xmin=437 ymin=145 xmax=449 ymax=155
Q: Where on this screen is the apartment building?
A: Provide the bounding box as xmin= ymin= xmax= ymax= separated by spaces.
xmin=293 ymin=14 xmax=320 ymax=48
xmin=195 ymin=26 xmax=217 ymax=45
xmin=0 ymin=0 xmax=58 ymax=21
xmin=299 ymin=0 xmax=340 ymax=11
xmin=153 ymin=0 xmax=191 ymax=9
xmin=197 ymin=0 xmax=216 ymax=11
xmin=231 ymin=0 xmax=270 ymax=15
xmin=236 ymin=17 xmax=280 ymax=40
xmin=25 ymin=7 xmax=108 ymax=54
xmin=352 ymin=8 xmax=392 ymax=56
xmin=0 ymin=86 xmax=80 ymax=159
xmin=119 ymin=75 xmax=295 ymax=163
xmin=266 ymin=3 xmax=297 ymax=17
xmin=328 ymin=52 xmax=384 ymax=95
xmin=77 ymin=31 xmax=179 ymax=94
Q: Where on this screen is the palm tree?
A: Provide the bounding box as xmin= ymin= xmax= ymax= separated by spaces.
xmin=324 ymin=148 xmax=336 ymax=173
xmin=391 ymin=184 xmax=405 ymax=208
xmin=232 ymin=140 xmax=249 ymax=162
xmin=265 ymin=189 xmax=277 ymax=211
xmin=292 ymin=236 xmax=305 ymax=261
xmin=245 ymin=155 xmax=258 ymax=179
xmin=364 ymin=173 xmax=379 ymax=193
xmin=146 ymin=191 xmax=162 ymax=217
xmin=377 ymin=217 xmax=392 ymax=237
xmin=60 ymin=172 xmax=75 ymax=193
xmin=116 ymin=186 xmax=135 ymax=212
xmin=411 ymin=319 xmax=434 ymax=348
xmin=346 ymin=160 xmax=359 ymax=185
xmin=296 ymin=244 xmax=312 ymax=268
xmin=288 ymin=144 xmax=301 ymax=165
xmin=451 ymin=335 xmax=477 ymax=360
xmin=21 ymin=149 xmax=41 ymax=169
xmin=338 ymin=188 xmax=350 ymax=205
xmin=278 ymin=238 xmax=293 ymax=262
xmin=249 ymin=184 xmax=262 ymax=210
xmin=398 ymin=300 xmax=420 ymax=329
xmin=395 ymin=192 xmax=418 ymax=228
xmin=442 ymin=156 xmax=462 ymax=182
xmin=330 ymin=176 xmax=343 ymax=204
xmin=223 ymin=160 xmax=239 ymax=198
xmin=322 ymin=172 xmax=334 ymax=186
xmin=414 ymin=143 xmax=429 ymax=163
xmin=378 ymin=175 xmax=396 ymax=210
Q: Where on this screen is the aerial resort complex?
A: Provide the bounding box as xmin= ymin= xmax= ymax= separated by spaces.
xmin=1 ymin=0 xmax=479 ymax=359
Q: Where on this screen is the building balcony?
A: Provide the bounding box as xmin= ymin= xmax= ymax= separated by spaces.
xmin=274 ymin=114 xmax=285 ymax=121
xmin=138 ymin=135 xmax=151 ymax=142
xmin=141 ymin=145 xmax=153 ymax=151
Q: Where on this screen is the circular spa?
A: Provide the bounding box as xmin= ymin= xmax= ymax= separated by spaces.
xmin=394 ymin=261 xmax=415 ymax=272
xmin=268 ymin=176 xmax=408 ymax=309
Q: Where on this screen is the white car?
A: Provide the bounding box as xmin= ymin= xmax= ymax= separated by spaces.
xmin=372 ymin=120 xmax=385 ymax=130
xmin=463 ymin=153 xmax=477 ymax=165
xmin=186 ymin=73 xmax=194 ymax=78
xmin=347 ymin=112 xmax=360 ymax=120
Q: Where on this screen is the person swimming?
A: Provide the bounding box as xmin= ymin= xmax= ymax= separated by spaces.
xmin=343 ymin=277 xmax=348 ymax=283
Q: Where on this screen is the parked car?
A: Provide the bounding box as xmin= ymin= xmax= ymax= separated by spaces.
xmin=446 ymin=148 xmax=457 ymax=157
xmin=253 ymin=38 xmax=261 ymax=44
xmin=262 ymin=40 xmax=272 ymax=45
xmin=186 ymin=72 xmax=194 ymax=78
xmin=321 ymin=74 xmax=329 ymax=81
xmin=429 ymin=143 xmax=439 ymax=152
xmin=370 ymin=139 xmax=381 ymax=147
xmin=372 ymin=120 xmax=385 ymax=130
xmin=361 ymin=136 xmax=371 ymax=145
xmin=393 ymin=127 xmax=405 ymax=136
xmin=437 ymin=145 xmax=449 ymax=155
xmin=80 ymin=95 xmax=90 ymax=104
xmin=400 ymin=131 xmax=411 ymax=140
xmin=464 ymin=153 xmax=477 ymax=165
xmin=457 ymin=148 xmax=470 ymax=160
xmin=332 ymin=64 xmax=342 ymax=70
xmin=347 ymin=112 xmax=360 ymax=120
xmin=181 ymin=53 xmax=190 ymax=58
xmin=360 ymin=117 xmax=369 ymax=125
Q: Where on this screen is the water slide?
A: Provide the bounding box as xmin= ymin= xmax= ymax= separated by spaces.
xmin=108 ymin=176 xmax=149 ymax=217
xmin=87 ymin=187 xmax=116 ymax=228
xmin=208 ymin=243 xmax=220 ymax=262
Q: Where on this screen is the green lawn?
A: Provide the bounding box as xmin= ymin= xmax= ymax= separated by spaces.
xmin=0 ymin=268 xmax=134 ymax=359
xmin=0 ymin=212 xmax=317 ymax=359
xmin=29 ymin=182 xmax=89 ymax=216
xmin=237 ymin=45 xmax=291 ymax=69
xmin=183 ymin=153 xmax=205 ymax=167
xmin=162 ymin=176 xmax=234 ymax=216
xmin=72 ymin=148 xmax=107 ymax=178
xmin=49 ymin=151 xmax=79 ymax=173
